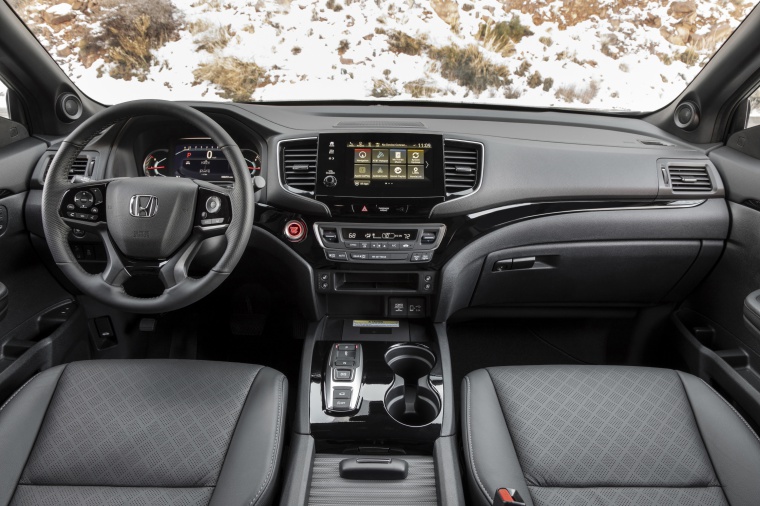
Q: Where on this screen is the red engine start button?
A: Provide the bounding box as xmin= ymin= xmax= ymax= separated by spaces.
xmin=284 ymin=220 xmax=306 ymax=242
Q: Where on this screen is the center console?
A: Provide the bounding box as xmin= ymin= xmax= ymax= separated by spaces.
xmin=276 ymin=317 xmax=463 ymax=506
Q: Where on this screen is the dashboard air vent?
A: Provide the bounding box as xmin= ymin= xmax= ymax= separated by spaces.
xmin=44 ymin=154 xmax=93 ymax=182
xmin=443 ymin=140 xmax=481 ymax=196
xmin=281 ymin=139 xmax=318 ymax=195
xmin=664 ymin=162 xmax=713 ymax=193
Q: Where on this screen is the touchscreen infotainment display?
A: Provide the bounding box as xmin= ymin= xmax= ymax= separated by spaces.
xmin=349 ymin=140 xmax=431 ymax=185
xmin=316 ymin=133 xmax=445 ymax=200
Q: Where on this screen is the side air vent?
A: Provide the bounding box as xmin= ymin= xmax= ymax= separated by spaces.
xmin=443 ymin=140 xmax=481 ymax=197
xmin=664 ymin=162 xmax=713 ymax=193
xmin=43 ymin=154 xmax=95 ymax=182
xmin=281 ymin=139 xmax=318 ymax=195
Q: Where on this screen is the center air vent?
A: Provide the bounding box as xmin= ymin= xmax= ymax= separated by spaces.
xmin=281 ymin=139 xmax=318 ymax=195
xmin=663 ymin=161 xmax=713 ymax=193
xmin=443 ymin=140 xmax=481 ymax=197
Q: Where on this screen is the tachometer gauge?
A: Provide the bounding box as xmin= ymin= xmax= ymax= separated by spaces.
xmin=242 ymin=149 xmax=262 ymax=175
xmin=143 ymin=149 xmax=172 ymax=177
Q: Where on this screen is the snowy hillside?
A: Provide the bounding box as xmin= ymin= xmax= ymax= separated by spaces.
xmin=9 ymin=0 xmax=760 ymax=111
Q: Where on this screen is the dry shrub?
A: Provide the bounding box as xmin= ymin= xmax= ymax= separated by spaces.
xmin=429 ymin=44 xmax=511 ymax=94
xmin=555 ymin=81 xmax=600 ymax=104
xmin=504 ymin=85 xmax=522 ymax=99
xmin=403 ymin=79 xmax=441 ymax=98
xmin=194 ymin=24 xmax=235 ymax=53
xmin=515 ymin=60 xmax=531 ymax=77
xmin=476 ymin=21 xmax=515 ymax=56
xmin=81 ymin=0 xmax=182 ymax=80
xmin=539 ymin=36 xmax=553 ymax=47
xmin=371 ymin=78 xmax=398 ymax=98
xmin=527 ymin=71 xmax=543 ymax=88
xmin=542 ymin=77 xmax=554 ymax=91
xmin=677 ymin=46 xmax=700 ymax=66
xmin=193 ymin=56 xmax=269 ymax=102
xmin=387 ymin=31 xmax=429 ymax=56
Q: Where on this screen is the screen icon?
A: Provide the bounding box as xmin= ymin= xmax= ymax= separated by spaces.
xmin=354 ymin=149 xmax=371 ymax=163
xmin=389 ymin=149 xmax=407 ymax=163
xmin=354 ymin=164 xmax=371 ymax=179
xmin=389 ymin=165 xmax=407 ymax=179
xmin=408 ymin=165 xmax=424 ymax=180
xmin=371 ymin=149 xmax=389 ymax=164
xmin=372 ymin=165 xmax=389 ymax=179
xmin=408 ymin=149 xmax=424 ymax=164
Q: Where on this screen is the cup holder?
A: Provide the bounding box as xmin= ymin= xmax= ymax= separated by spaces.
xmin=383 ymin=344 xmax=441 ymax=427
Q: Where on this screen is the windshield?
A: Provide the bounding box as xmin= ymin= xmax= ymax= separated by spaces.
xmin=7 ymin=0 xmax=759 ymax=112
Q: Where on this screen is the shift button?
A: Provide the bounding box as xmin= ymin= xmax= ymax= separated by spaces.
xmin=334 ymin=369 xmax=354 ymax=381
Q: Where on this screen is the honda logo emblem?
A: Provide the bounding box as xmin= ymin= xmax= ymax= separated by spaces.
xmin=129 ymin=195 xmax=158 ymax=218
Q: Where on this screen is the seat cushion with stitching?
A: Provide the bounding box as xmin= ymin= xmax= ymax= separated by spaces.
xmin=0 ymin=359 xmax=287 ymax=506
xmin=462 ymin=365 xmax=760 ymax=506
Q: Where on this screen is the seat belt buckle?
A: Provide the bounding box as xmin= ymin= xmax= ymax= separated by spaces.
xmin=493 ymin=487 xmax=526 ymax=506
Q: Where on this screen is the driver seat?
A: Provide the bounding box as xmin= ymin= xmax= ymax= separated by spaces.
xmin=0 ymin=359 xmax=287 ymax=506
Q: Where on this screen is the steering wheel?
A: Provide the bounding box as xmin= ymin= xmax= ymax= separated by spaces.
xmin=42 ymin=100 xmax=254 ymax=313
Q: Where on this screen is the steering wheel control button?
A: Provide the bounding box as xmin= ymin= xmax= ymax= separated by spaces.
xmin=74 ymin=191 xmax=94 ymax=209
xmin=205 ymin=196 xmax=222 ymax=214
xmin=284 ymin=220 xmax=306 ymax=242
xmin=89 ymin=188 xmax=104 ymax=204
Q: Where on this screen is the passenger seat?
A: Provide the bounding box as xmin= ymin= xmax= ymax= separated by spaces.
xmin=462 ymin=365 xmax=760 ymax=506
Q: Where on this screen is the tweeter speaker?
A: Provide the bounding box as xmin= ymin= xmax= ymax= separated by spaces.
xmin=674 ymin=101 xmax=700 ymax=131
xmin=57 ymin=93 xmax=83 ymax=122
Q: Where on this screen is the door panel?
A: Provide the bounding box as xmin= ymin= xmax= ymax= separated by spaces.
xmin=679 ymin=141 xmax=760 ymax=425
xmin=0 ymin=138 xmax=83 ymax=400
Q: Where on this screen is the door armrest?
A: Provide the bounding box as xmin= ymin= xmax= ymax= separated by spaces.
xmin=743 ymin=289 xmax=760 ymax=338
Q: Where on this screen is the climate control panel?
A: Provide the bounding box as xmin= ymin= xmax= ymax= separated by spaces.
xmin=313 ymin=222 xmax=446 ymax=264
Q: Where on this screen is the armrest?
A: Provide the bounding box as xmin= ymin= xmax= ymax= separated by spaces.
xmin=743 ymin=289 xmax=760 ymax=338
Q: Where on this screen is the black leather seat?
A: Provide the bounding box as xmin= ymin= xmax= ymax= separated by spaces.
xmin=462 ymin=365 xmax=760 ymax=506
xmin=0 ymin=360 xmax=287 ymax=506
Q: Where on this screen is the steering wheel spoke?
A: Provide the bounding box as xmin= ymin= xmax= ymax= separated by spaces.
xmin=158 ymin=230 xmax=205 ymax=289
xmin=98 ymin=228 xmax=131 ymax=287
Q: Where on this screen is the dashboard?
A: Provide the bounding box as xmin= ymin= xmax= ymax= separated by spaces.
xmin=25 ymin=102 xmax=730 ymax=321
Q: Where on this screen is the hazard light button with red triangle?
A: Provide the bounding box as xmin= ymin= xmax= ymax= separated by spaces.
xmin=351 ymin=204 xmax=375 ymax=213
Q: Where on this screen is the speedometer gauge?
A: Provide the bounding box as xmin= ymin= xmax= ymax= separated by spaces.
xmin=242 ymin=149 xmax=262 ymax=175
xmin=143 ymin=149 xmax=172 ymax=177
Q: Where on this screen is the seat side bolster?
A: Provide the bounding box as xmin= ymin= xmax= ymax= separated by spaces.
xmin=678 ymin=371 xmax=760 ymax=506
xmin=210 ymin=366 xmax=288 ymax=506
xmin=461 ymin=369 xmax=534 ymax=506
xmin=0 ymin=365 xmax=67 ymax=505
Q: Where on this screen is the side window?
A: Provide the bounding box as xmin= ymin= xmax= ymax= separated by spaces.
xmin=0 ymin=82 xmax=8 ymax=120
xmin=750 ymin=88 xmax=760 ymax=129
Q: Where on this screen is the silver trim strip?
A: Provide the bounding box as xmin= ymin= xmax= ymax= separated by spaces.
xmin=429 ymin=138 xmax=485 ymax=217
xmin=276 ymin=137 xmax=331 ymax=215
xmin=466 ymin=199 xmax=707 ymax=220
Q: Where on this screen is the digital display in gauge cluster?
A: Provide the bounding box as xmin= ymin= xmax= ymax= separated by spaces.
xmin=142 ymin=138 xmax=261 ymax=181
xmin=173 ymin=142 xmax=232 ymax=180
